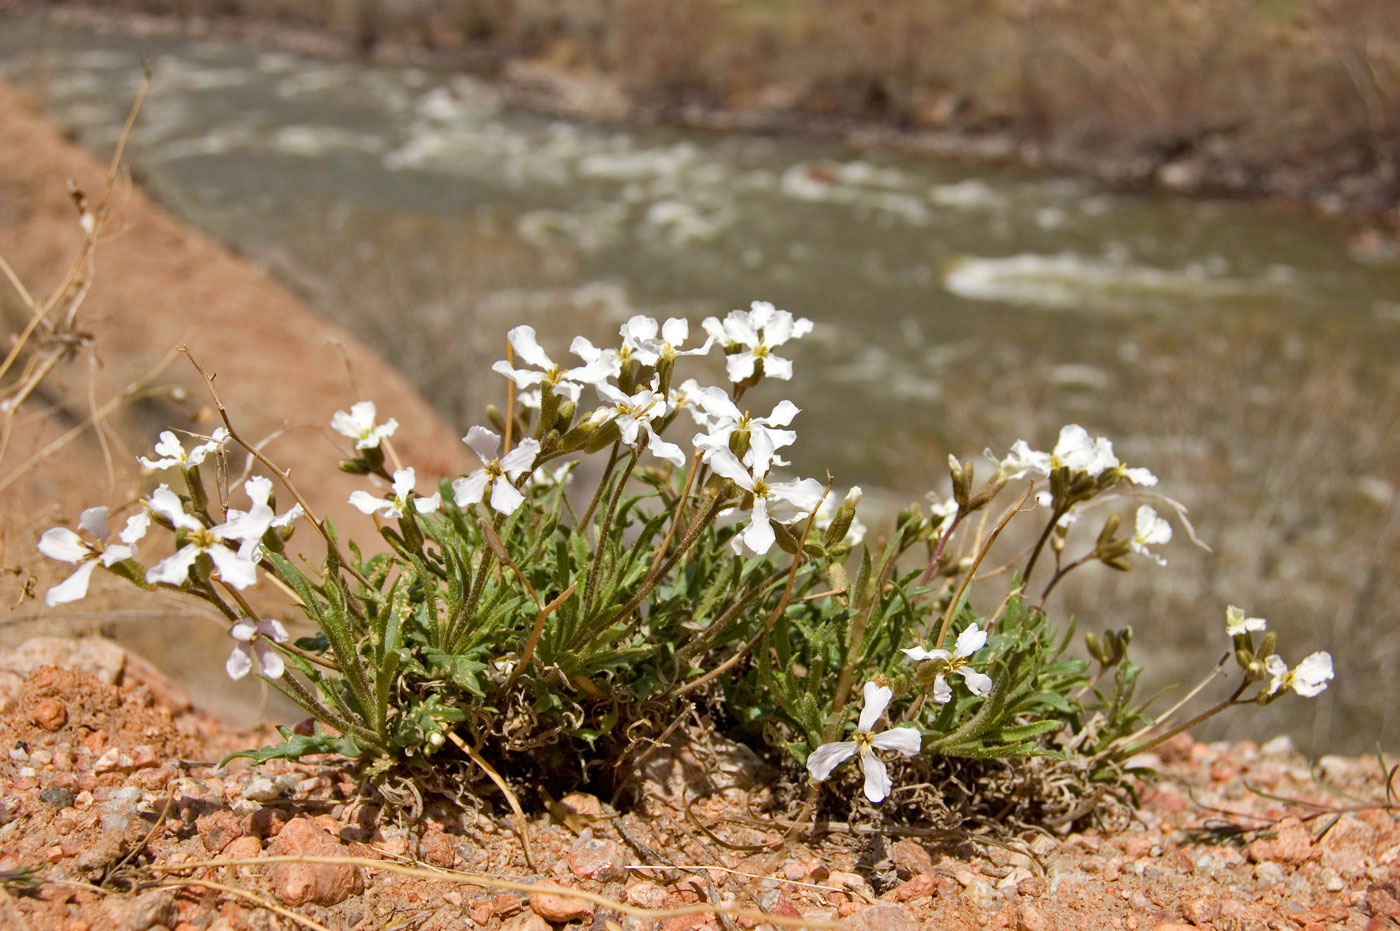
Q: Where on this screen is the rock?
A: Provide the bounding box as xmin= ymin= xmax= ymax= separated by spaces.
xmin=2 ymin=637 xmax=126 ymax=683
xmin=1320 ymin=815 xmax=1376 ymax=879
xmin=890 ymin=874 xmax=936 ymax=902
xmin=242 ymin=776 xmax=281 ymax=802
xmin=196 ymin=809 xmax=244 ymax=854
xmin=267 ymin=818 xmax=363 ymax=906
xmin=626 ymin=881 xmax=669 ymax=909
xmin=1248 ymin=817 xmax=1315 ymax=865
xmin=844 ymin=903 xmax=918 ymax=931
xmin=501 ymin=915 xmax=551 ymax=931
xmin=40 ymin=786 xmax=75 ymax=809
xmin=1017 ymin=904 xmax=1048 ymax=931
xmin=106 ymin=889 xmax=175 ymax=930
xmin=32 ymin=697 xmax=68 ymax=730
xmin=529 ymin=889 xmax=594 ymax=923
xmin=219 ymin=835 xmax=262 ymax=862
xmin=889 ymin=838 xmax=932 ymax=879
xmin=1366 ymin=884 xmax=1400 ymax=920
xmin=559 ymin=791 xmax=605 ymax=819
xmin=568 ymin=836 xmax=626 ymax=882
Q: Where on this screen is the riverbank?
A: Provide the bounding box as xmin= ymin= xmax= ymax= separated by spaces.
xmin=7 ymin=0 xmax=1399 ymax=225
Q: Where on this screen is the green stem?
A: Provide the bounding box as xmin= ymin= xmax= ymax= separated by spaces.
xmin=578 ymin=442 xmax=620 ymax=530
xmin=584 ymin=449 xmax=638 ymax=611
xmin=614 ymin=494 xmax=727 ymax=629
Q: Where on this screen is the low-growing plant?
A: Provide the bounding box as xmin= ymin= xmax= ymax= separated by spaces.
xmin=36 ymin=301 xmax=1334 ymax=833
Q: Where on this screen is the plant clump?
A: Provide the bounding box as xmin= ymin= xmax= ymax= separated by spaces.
xmin=36 ymin=300 xmax=1333 ymax=834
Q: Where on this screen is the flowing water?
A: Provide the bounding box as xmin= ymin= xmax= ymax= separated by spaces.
xmin=3 ymin=14 xmax=1399 ymax=752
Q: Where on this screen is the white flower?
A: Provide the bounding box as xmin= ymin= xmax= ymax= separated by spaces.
xmin=491 ymin=325 xmax=619 ymax=404
xmin=927 ymin=494 xmax=959 ymax=529
xmin=226 ymin=476 xmax=303 ymax=561
xmin=453 ymin=428 xmax=540 ymax=515
xmin=1052 ymin=425 xmax=1119 ymax=477
xmin=902 ymin=623 xmax=994 ymax=703
xmin=992 ymin=439 xmax=1051 ymax=482
xmin=1265 ymin=652 xmax=1334 ymax=698
xmin=667 ymin=378 xmax=712 ymax=426
xmin=145 ymin=485 xmax=264 ymax=590
xmin=226 ymin=618 xmax=289 ymax=680
xmin=691 ymin=387 xmax=799 ymax=470
xmin=620 ymin=315 xmax=712 ymax=366
xmin=1130 ymin=505 xmax=1172 ymax=566
xmin=805 ymin=681 xmax=923 ymax=804
xmin=331 ymin=401 xmax=398 ymax=450
xmin=1226 ymin=605 xmax=1267 ymax=637
xmin=138 ymin=428 xmax=229 ymax=471
xmin=814 ymin=486 xmax=866 ymax=546
xmin=594 ymin=383 xmax=686 ymax=468
xmin=701 ymin=300 xmax=813 ymax=383
xmin=37 ymin=507 xmax=149 ymax=606
xmin=529 ymin=462 xmax=576 ymax=488
xmin=349 ymin=467 xmax=441 ymax=520
xmin=707 ymin=448 xmax=825 ymax=556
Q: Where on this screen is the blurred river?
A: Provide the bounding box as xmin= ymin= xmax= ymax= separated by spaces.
xmin=3 ymin=15 xmax=1399 ymax=753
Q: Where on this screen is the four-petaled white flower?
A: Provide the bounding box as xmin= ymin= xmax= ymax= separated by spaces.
xmin=1265 ymin=651 xmax=1334 ymax=698
xmin=139 ymin=428 xmax=229 ymax=472
xmin=992 ymin=439 xmax=1052 ymax=482
xmin=331 ymin=401 xmax=398 ymax=450
xmin=1130 ymin=505 xmax=1172 ymax=566
xmin=707 ymin=448 xmax=825 ymax=556
xmin=226 ymin=476 xmax=304 ymax=561
xmin=226 ymin=618 xmax=289 ymax=680
xmin=701 ymin=300 xmax=813 ymax=383
xmin=806 ymin=681 xmax=923 ymax=804
xmin=37 ymin=507 xmax=150 ymax=606
xmin=667 ymin=378 xmax=711 ymax=426
xmin=594 ymin=384 xmax=687 ymax=467
xmin=927 ymin=494 xmax=959 ymax=529
xmin=692 ymin=387 xmax=799 ymax=469
xmin=453 ymin=428 xmax=541 ymax=515
xmin=145 ymin=485 xmax=265 ymax=590
xmin=491 ymin=325 xmax=619 ymax=404
xmin=350 ymin=467 xmax=441 ymax=520
xmin=902 ymin=623 xmax=994 ymax=704
xmin=1051 ymin=425 xmax=1119 ymax=477
xmin=1226 ymin=605 xmax=1267 ymax=637
xmin=620 ymin=315 xmax=712 ymax=366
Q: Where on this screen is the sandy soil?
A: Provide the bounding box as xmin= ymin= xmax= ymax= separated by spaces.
xmin=0 ymin=635 xmax=1398 ymax=931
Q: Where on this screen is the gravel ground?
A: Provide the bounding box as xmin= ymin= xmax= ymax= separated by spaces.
xmin=1 ymin=636 xmax=1397 ymax=931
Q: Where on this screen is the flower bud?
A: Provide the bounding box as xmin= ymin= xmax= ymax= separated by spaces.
xmin=772 ymin=520 xmax=800 ymax=555
xmin=583 ymin=418 xmax=621 ymax=453
xmin=555 ymin=399 xmax=577 ymax=433
xmin=539 ymin=385 xmax=560 ymax=435
xmin=822 ymin=486 xmax=862 ymax=549
xmin=339 ymin=458 xmax=372 ymax=475
xmin=728 ymin=427 xmax=752 ymax=460
xmin=950 ymin=454 xmax=973 ymax=508
xmin=486 ymin=404 xmax=508 ymax=435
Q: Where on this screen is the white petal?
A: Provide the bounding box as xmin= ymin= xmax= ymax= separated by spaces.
xmin=491 ymin=360 xmax=546 ymax=390
xmin=1292 ymin=652 xmax=1333 ymax=697
xmin=902 ymin=646 xmax=951 ymax=663
xmin=453 ymin=472 xmax=489 ymax=506
xmin=860 ymin=749 xmax=892 ymax=803
xmin=762 ymin=355 xmax=794 ymax=380
xmin=707 ymin=448 xmax=753 ymax=489
xmin=77 ymin=506 xmax=110 ymax=540
xmin=859 ymin=681 xmax=893 ymax=732
xmin=932 ymin=674 xmax=952 ymax=705
xmin=463 ymin=425 xmax=501 ymax=463
xmin=954 ymin=625 xmax=987 ymax=659
xmin=661 ymin=317 xmax=689 ymax=346
xmin=739 ymin=508 xmax=775 ymax=555
xmin=871 ymin=726 xmax=923 ymax=757
xmin=349 ymin=490 xmax=386 ymax=515
xmin=696 ymin=386 xmax=741 ymax=421
xmin=152 ymin=431 xmax=184 ymax=461
xmin=148 ymin=485 xmax=202 ymax=531
xmin=489 ymin=477 xmax=526 ymax=515
xmin=392 ymin=468 xmax=417 ymax=499
xmin=769 ymin=478 xmax=825 ymax=521
xmin=414 ymin=491 xmax=442 ymax=514
xmin=230 ymin=619 xmax=257 ymax=642
xmin=791 ymin=317 xmax=814 ymax=339
xmin=119 ymin=512 xmax=151 ymax=545
xmin=208 ymin=544 xmax=259 ymax=590
xmin=805 ymin=741 xmax=857 ymax=781
xmin=100 ymin=544 xmax=133 ymax=567
xmin=621 ymin=315 xmax=658 ymax=343
xmin=146 ymin=545 xmax=201 ymax=586
xmin=646 ymin=432 xmax=686 ymax=468
xmin=507 ymin=325 xmax=554 ymax=369
xmin=330 ymin=407 xmax=360 ymax=439
xmin=725 ymin=352 xmax=758 ymax=383
xmin=255 ymin=642 xmax=285 ymax=679
xmin=499 ymin=438 xmax=540 ymax=476
xmin=45 ymin=561 xmax=99 ymax=606
xmin=259 ymin=618 xmax=290 ymax=642
xmin=225 ymin=644 xmax=253 ymax=680
xmin=38 ymin=527 xmax=90 ymax=564
xmin=764 ymin=312 xmax=794 ymax=344
xmin=365 ymin=418 xmax=398 ymax=448
xmin=763 ymin=400 xmax=800 ymax=427
xmin=960 ymin=668 xmax=994 ymax=697
xmin=243 ymin=475 xmax=274 ymax=509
